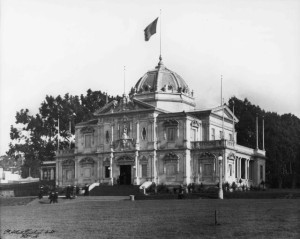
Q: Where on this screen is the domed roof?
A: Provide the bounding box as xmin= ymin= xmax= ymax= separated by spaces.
xmin=132 ymin=57 xmax=192 ymax=97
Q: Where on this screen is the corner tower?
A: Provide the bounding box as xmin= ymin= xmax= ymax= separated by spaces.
xmin=131 ymin=57 xmax=196 ymax=112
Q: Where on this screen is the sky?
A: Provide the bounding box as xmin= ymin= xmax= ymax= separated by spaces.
xmin=1 ymin=0 xmax=300 ymax=155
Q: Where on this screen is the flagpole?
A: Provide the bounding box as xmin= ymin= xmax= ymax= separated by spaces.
xmin=160 ymin=9 xmax=162 ymax=59
xmin=123 ymin=66 xmax=126 ymax=95
xmin=57 ymin=117 xmax=60 ymax=151
xmin=221 ymin=75 xmax=223 ymax=106
xmin=232 ymin=102 xmax=235 ymax=143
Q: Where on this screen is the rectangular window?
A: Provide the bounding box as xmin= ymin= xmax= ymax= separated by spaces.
xmin=260 ymin=165 xmax=263 ymax=180
xmin=85 ymin=135 xmax=92 ymax=148
xmin=167 ymin=128 xmax=176 ymax=141
xmin=211 ymin=128 xmax=215 ymax=140
xmin=105 ymin=166 xmax=110 ymax=178
xmin=66 ymin=170 xmax=73 ymax=180
xmin=141 ymin=164 xmax=147 ymax=177
xmin=190 ymin=128 xmax=197 ymax=141
xmin=84 ymin=168 xmax=91 ymax=178
xmin=203 ymin=164 xmax=212 ymax=176
xmin=166 ymin=164 xmax=176 ymax=176
xmin=229 ymin=164 xmax=233 ymax=176
xmin=229 ymin=133 xmax=233 ymax=141
xmin=219 ymin=131 xmax=222 ymax=139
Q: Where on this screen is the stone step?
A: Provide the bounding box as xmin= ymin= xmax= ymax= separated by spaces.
xmin=89 ymin=185 xmax=144 ymax=196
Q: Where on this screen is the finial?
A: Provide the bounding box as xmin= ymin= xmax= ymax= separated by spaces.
xmin=156 ymin=55 xmax=164 ymax=69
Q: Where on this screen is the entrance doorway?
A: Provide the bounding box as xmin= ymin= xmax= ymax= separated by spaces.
xmin=119 ymin=165 xmax=131 ymax=185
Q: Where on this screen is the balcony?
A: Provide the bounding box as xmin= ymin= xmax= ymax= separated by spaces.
xmin=191 ymin=140 xmax=235 ymax=150
xmin=56 ymin=149 xmax=75 ymax=156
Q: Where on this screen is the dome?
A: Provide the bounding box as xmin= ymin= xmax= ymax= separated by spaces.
xmin=131 ymin=57 xmax=196 ymax=112
xmin=133 ymin=58 xmax=192 ymax=96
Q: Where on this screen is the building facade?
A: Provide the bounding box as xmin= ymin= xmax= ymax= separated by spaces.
xmin=56 ymin=59 xmax=266 ymax=188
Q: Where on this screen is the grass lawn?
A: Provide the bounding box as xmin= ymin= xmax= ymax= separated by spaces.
xmin=1 ymin=198 xmax=299 ymax=239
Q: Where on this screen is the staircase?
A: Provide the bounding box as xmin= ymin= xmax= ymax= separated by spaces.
xmin=89 ymin=185 xmax=144 ymax=196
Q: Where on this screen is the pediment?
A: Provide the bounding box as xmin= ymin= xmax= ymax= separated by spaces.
xmin=211 ymin=105 xmax=239 ymax=123
xmin=94 ymin=98 xmax=156 ymax=115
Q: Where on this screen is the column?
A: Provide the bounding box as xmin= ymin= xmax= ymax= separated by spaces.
xmin=237 ymin=158 xmax=240 ymax=179
xmin=50 ymin=168 xmax=54 ymax=180
xmin=223 ymin=152 xmax=227 ymax=182
xmin=262 ymin=116 xmax=265 ymax=151
xmin=247 ymin=160 xmax=250 ymax=180
xmin=245 ymin=159 xmax=248 ymax=180
xmin=256 ymin=115 xmax=259 ymax=150
xmin=40 ymin=169 xmax=43 ymax=180
xmin=136 ymin=120 xmax=140 ymax=144
xmin=97 ymin=158 xmax=100 ymax=183
xmin=97 ymin=124 xmax=101 ymax=150
xmin=110 ymin=149 xmax=113 ymax=185
xmin=239 ymin=158 xmax=241 ymax=179
xmin=135 ymin=150 xmax=139 ymax=185
xmin=110 ymin=123 xmax=114 ymax=143
xmin=185 ymin=150 xmax=191 ymax=185
xmin=74 ymin=159 xmax=78 ymax=184
xmin=153 ymin=118 xmax=157 ymax=144
xmin=153 ymin=152 xmax=157 ymax=183
xmin=56 ymin=160 xmax=59 ymax=186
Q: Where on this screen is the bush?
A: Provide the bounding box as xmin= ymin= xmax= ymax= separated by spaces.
xmin=231 ymin=182 xmax=237 ymax=191
xmin=156 ymin=184 xmax=169 ymax=193
xmin=146 ymin=182 xmax=156 ymax=194
xmin=187 ymin=183 xmax=195 ymax=193
xmin=224 ymin=182 xmax=230 ymax=191
xmin=194 ymin=183 xmax=204 ymax=193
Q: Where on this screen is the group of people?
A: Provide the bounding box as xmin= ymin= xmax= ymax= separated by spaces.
xmin=38 ymin=184 xmax=89 ymax=203
xmin=65 ymin=185 xmax=78 ymax=199
xmin=38 ymin=186 xmax=59 ymax=203
xmin=49 ymin=191 xmax=59 ymax=203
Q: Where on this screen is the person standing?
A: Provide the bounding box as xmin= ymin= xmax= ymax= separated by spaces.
xmin=49 ymin=191 xmax=55 ymax=204
xmin=54 ymin=191 xmax=58 ymax=203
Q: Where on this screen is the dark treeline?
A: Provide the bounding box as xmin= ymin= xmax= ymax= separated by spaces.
xmin=7 ymin=89 xmax=120 ymax=178
xmin=228 ymin=97 xmax=300 ymax=188
xmin=6 ymin=93 xmax=300 ymax=188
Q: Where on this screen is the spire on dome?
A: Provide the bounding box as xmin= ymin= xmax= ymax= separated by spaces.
xmin=156 ymin=55 xmax=164 ymax=69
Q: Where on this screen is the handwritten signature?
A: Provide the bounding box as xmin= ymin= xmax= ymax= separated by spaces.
xmin=3 ymin=229 xmax=55 ymax=238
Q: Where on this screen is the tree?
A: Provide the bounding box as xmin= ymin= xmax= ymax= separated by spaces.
xmin=228 ymin=97 xmax=300 ymax=188
xmin=7 ymin=89 xmax=118 ymax=178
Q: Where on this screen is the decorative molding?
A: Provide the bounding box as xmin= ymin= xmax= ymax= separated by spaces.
xmin=62 ymin=159 xmax=75 ymax=166
xmin=116 ymin=155 xmax=135 ymax=165
xmin=80 ymin=126 xmax=95 ymax=134
xmin=163 ymin=119 xmax=179 ymax=127
xmin=79 ymin=157 xmax=95 ymax=165
xmin=139 ymin=156 xmax=148 ymax=163
xmin=227 ymin=152 xmax=236 ymax=160
xmin=103 ymin=158 xmax=110 ymax=166
xmin=199 ymin=152 xmax=217 ymax=159
xmin=163 ymin=152 xmax=179 ymax=162
xmin=190 ymin=120 xmax=200 ymax=128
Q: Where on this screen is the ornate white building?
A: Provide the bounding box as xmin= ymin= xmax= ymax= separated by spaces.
xmin=55 ymin=58 xmax=266 ymax=188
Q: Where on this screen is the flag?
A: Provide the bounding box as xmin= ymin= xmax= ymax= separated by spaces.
xmin=144 ymin=17 xmax=158 ymax=41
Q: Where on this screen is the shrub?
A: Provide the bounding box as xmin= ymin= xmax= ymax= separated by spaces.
xmin=187 ymin=183 xmax=195 ymax=193
xmin=146 ymin=182 xmax=156 ymax=194
xmin=231 ymin=182 xmax=237 ymax=191
xmin=224 ymin=182 xmax=230 ymax=191
xmin=156 ymin=184 xmax=169 ymax=193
